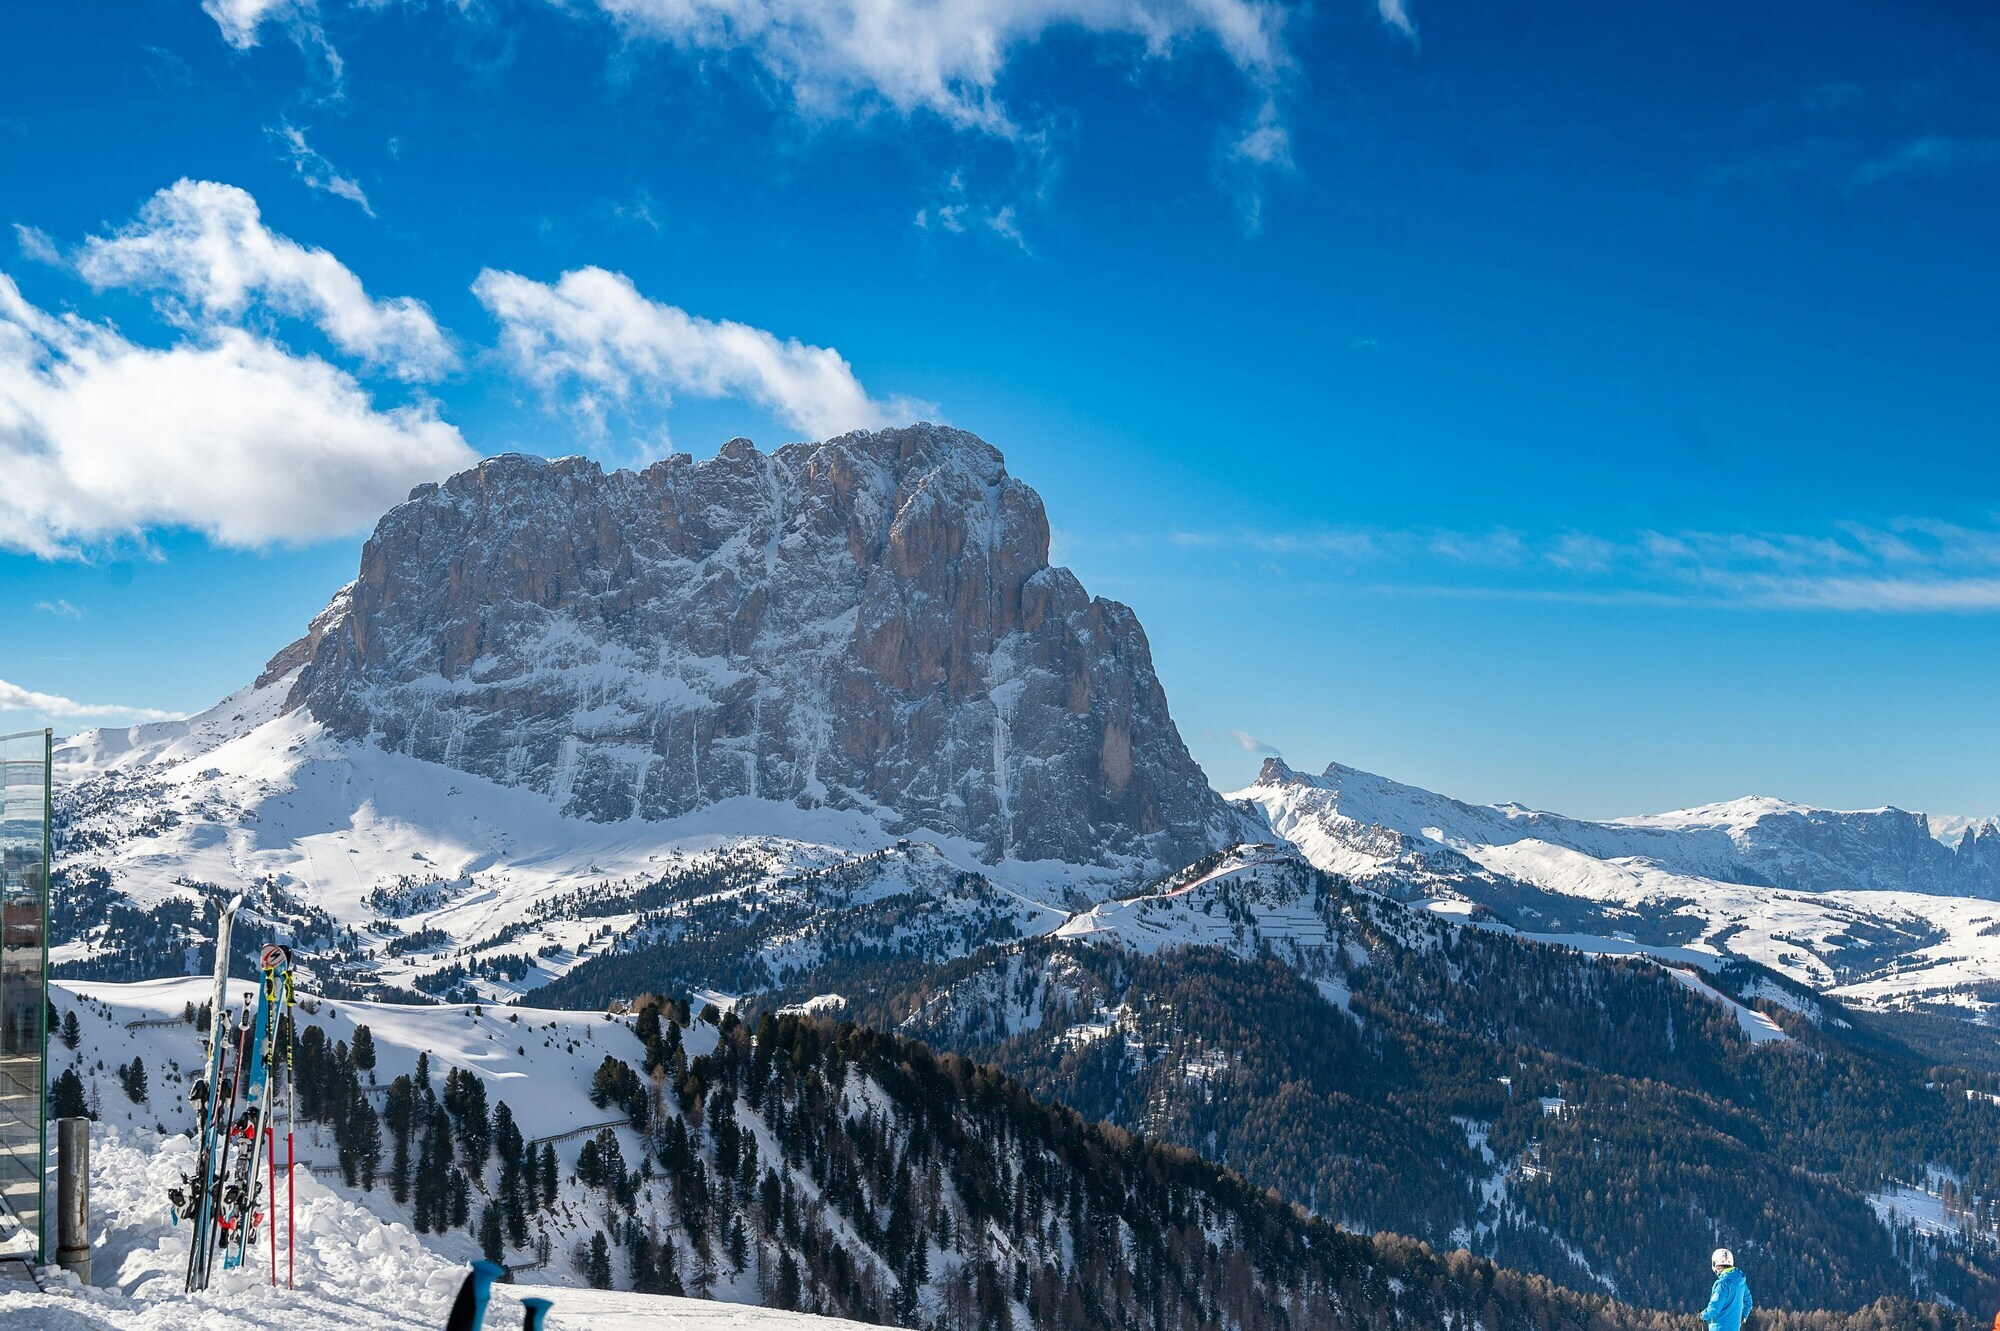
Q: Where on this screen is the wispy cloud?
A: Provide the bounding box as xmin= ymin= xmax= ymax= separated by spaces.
xmin=1149 ymin=516 xmax=2000 ymax=612
xmin=1851 ymin=135 xmax=2000 ymax=188
xmin=1376 ymin=0 xmax=1418 ymax=46
xmin=0 ymin=678 xmax=182 ymax=722
xmin=915 ymin=170 xmax=1034 ymax=253
xmin=1229 ymin=729 xmax=1282 ymax=755
xmin=269 ymin=122 xmax=374 ymax=215
xmin=195 ymin=1 xmax=1421 ymax=227
xmin=13 ymin=224 xmax=60 ymax=266
xmin=35 ymin=599 xmax=84 ymax=620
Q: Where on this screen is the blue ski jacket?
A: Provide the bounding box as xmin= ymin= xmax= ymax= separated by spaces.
xmin=1702 ymin=1267 xmax=1752 ymax=1331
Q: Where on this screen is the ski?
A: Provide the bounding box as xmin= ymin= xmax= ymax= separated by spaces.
xmin=180 ymin=893 xmax=245 ymax=1293
xmin=223 ymin=945 xmax=294 ymax=1272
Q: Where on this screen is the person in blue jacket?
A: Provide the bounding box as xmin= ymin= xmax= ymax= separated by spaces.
xmin=1702 ymin=1248 xmax=1753 ymax=1331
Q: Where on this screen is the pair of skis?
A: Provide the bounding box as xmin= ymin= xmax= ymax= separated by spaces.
xmin=175 ymin=895 xmax=298 ymax=1292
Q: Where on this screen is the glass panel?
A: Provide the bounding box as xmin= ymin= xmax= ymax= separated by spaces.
xmin=0 ymin=728 xmax=49 ymax=1261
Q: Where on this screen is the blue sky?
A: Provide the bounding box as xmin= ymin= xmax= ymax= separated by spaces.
xmin=3 ymin=0 xmax=1996 ymax=820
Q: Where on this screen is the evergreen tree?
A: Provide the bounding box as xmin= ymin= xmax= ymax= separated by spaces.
xmin=351 ymin=1024 xmax=377 ymax=1074
xmin=539 ymin=1142 xmax=558 ymax=1206
xmin=479 ymin=1203 xmax=504 ymax=1263
xmin=586 ymin=1231 xmax=613 ymax=1290
xmin=658 ymin=1237 xmax=684 ymax=1297
xmin=625 ymin=1228 xmax=654 ymax=1292
xmin=727 ymin=1214 xmax=748 ymax=1272
xmin=118 ymin=1057 xmax=148 ymax=1103
xmin=453 ymin=1070 xmax=491 ymax=1171
xmin=385 ymin=1075 xmax=416 ymax=1204
xmin=448 ymin=1169 xmax=471 ymax=1230
xmin=49 ymin=1068 xmax=89 ymax=1120
xmin=776 ymin=1250 xmax=802 ymax=1311
xmin=59 ymin=1010 xmax=80 ymax=1050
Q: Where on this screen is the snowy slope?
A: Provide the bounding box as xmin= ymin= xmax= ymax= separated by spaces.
xmin=52 ymin=672 xmax=1078 ymax=1000
xmin=11 ymin=980 xmax=888 ymax=1330
xmin=1236 ymin=759 xmax=2000 ymax=1016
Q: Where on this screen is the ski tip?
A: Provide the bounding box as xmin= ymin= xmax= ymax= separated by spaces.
xmin=225 ymin=893 xmax=246 ymax=913
xmin=520 ymin=1296 xmax=554 ymax=1330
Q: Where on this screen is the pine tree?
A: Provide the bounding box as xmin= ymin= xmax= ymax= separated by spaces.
xmin=776 ymin=1250 xmax=802 ymax=1310
xmin=659 ymin=1236 xmax=684 ymax=1297
xmin=50 ymin=1068 xmax=89 ymax=1120
xmin=59 ymin=1010 xmax=80 ymax=1050
xmin=385 ymin=1075 xmax=416 ymax=1204
xmin=449 ymin=1169 xmax=471 ymax=1230
xmin=727 ymin=1213 xmax=748 ymax=1272
xmin=454 ymin=1071 xmax=491 ymax=1171
xmin=351 ymin=1024 xmax=377 ymax=1074
xmin=539 ymin=1142 xmax=558 ymax=1206
xmin=586 ymin=1231 xmax=613 ymax=1289
xmin=118 ymin=1057 xmax=148 ymax=1103
xmin=479 ymin=1203 xmax=504 ymax=1263
xmin=625 ymin=1228 xmax=654 ymax=1292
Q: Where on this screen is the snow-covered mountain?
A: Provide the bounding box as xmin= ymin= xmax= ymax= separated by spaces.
xmin=51 ymin=426 xmax=1246 ymax=994
xmin=268 ymin=425 xmax=1232 ymax=869
xmin=1235 ymin=758 xmax=2000 ymax=1013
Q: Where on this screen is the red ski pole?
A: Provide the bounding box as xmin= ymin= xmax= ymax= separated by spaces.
xmin=267 ymin=1126 xmax=277 ymax=1284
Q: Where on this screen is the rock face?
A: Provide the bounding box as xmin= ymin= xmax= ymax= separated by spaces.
xmin=276 ymin=424 xmax=1235 ymax=869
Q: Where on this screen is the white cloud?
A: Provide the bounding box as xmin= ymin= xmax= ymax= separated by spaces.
xmin=76 ymin=180 xmax=452 ymax=380
xmin=202 ymin=0 xmax=342 ymax=85
xmin=507 ymin=1 xmax=1292 ymax=136
xmin=204 ymin=0 xmax=304 ymax=49
xmin=34 ymin=599 xmax=84 ymax=620
xmin=0 ymin=677 xmax=183 ymax=722
xmin=13 ymin=225 xmax=61 ymax=267
xmin=269 ymin=123 xmax=375 ymax=216
xmin=1229 ymin=729 xmax=1281 ymax=755
xmin=1376 ymin=0 xmax=1417 ymax=44
xmin=0 ymin=272 xmax=476 ymax=559
xmin=473 ymin=265 xmax=930 ymax=440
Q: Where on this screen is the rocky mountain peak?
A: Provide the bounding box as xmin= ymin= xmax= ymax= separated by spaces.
xmin=270 ymin=424 xmax=1236 ymax=871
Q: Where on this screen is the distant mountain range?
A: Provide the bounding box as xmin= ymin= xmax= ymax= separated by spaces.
xmin=1233 ymin=759 xmax=2000 ymax=1014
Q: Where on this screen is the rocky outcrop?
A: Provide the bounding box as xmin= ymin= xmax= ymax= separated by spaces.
xmin=273 ymin=424 xmax=1236 ymax=870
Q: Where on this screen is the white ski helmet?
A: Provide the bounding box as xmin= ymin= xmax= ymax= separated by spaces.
xmin=1711 ymin=1248 xmax=1736 ymax=1269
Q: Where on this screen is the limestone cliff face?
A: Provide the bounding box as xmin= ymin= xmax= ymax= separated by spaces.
xmin=276 ymin=424 xmax=1235 ymax=869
